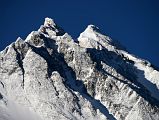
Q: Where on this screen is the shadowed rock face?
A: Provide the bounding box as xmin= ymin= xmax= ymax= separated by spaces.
xmin=0 ymin=17 xmax=159 ymax=120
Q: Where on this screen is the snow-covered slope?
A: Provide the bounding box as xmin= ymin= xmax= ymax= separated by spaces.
xmin=0 ymin=17 xmax=159 ymax=120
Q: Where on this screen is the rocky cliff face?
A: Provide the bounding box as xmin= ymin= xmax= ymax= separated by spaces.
xmin=0 ymin=18 xmax=159 ymax=120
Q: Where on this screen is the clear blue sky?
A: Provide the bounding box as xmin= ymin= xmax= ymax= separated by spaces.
xmin=0 ymin=0 xmax=159 ymax=67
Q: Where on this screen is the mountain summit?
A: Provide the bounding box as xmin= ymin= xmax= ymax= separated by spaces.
xmin=0 ymin=18 xmax=159 ymax=120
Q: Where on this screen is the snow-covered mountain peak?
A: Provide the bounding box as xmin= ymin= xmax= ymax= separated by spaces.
xmin=77 ymin=25 xmax=114 ymax=50
xmin=44 ymin=17 xmax=56 ymax=27
xmin=79 ymin=24 xmax=102 ymax=38
xmin=85 ymin=24 xmax=100 ymax=32
xmin=38 ymin=17 xmax=65 ymax=37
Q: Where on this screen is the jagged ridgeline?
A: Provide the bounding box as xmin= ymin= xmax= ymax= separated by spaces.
xmin=0 ymin=18 xmax=159 ymax=120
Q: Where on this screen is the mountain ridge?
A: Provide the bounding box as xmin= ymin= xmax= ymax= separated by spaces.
xmin=0 ymin=17 xmax=159 ymax=120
